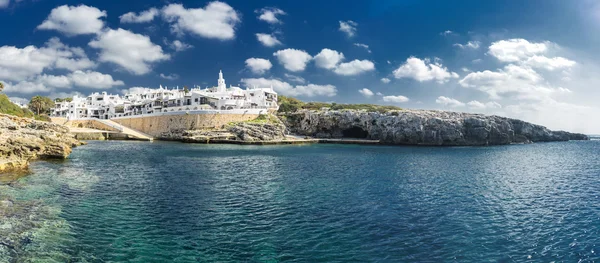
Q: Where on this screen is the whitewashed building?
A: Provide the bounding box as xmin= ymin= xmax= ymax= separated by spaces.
xmin=52 ymin=71 xmax=278 ymax=120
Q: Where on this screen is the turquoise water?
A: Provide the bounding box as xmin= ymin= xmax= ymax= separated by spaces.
xmin=2 ymin=140 xmax=600 ymax=262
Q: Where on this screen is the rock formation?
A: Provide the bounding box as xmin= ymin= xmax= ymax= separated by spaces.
xmin=167 ymin=120 xmax=287 ymax=143
xmin=282 ymin=109 xmax=588 ymax=146
xmin=0 ymin=114 xmax=84 ymax=173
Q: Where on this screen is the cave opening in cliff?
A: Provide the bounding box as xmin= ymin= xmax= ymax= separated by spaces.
xmin=342 ymin=126 xmax=369 ymax=138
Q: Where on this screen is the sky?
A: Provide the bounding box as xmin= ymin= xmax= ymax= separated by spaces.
xmin=1 ymin=0 xmax=599 ymax=134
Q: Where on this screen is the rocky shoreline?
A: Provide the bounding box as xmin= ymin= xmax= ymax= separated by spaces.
xmin=0 ymin=114 xmax=84 ymax=174
xmin=281 ymin=109 xmax=588 ymax=146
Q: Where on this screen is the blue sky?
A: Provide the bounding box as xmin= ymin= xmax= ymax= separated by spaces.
xmin=1 ymin=0 xmax=599 ymax=133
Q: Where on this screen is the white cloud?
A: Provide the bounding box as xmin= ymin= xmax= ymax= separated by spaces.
xmin=339 ymin=20 xmax=358 ymax=37
xmin=353 ymin=43 xmax=371 ymax=53
xmin=160 ymin=73 xmax=179 ymax=80
xmin=488 ymin=39 xmax=548 ymax=62
xmin=37 ymin=5 xmax=107 ymax=36
xmin=89 ymin=28 xmax=170 ymax=75
xmin=0 ymin=0 xmax=9 ymax=8
xmin=120 ymin=8 xmax=158 ymax=23
xmin=256 ymin=33 xmax=282 ymax=47
xmin=284 ymin=73 xmax=305 ymax=84
xmin=358 ymin=88 xmax=374 ymax=97
xmin=333 ymin=59 xmax=375 ymax=76
xmin=68 ymin=70 xmax=125 ymax=89
xmin=467 ymin=100 xmax=502 ymax=109
xmin=393 ymin=57 xmax=459 ymax=83
xmin=2 ymin=70 xmax=124 ymax=94
xmin=459 ymin=64 xmax=563 ymax=100
xmin=0 ymin=38 xmax=95 ymax=81
xmin=454 ymin=41 xmax=480 ymax=49
xmin=245 ymin=58 xmax=272 ymax=75
xmin=524 ymin=55 xmax=576 ymax=71
xmin=241 ymin=78 xmax=337 ymax=97
xmin=381 ymin=78 xmax=391 ymax=84
xmin=382 ymin=95 xmax=409 ymax=103
xmin=161 ymin=2 xmax=240 ymax=40
xmin=376 ymin=92 xmax=383 ymax=96
xmin=435 ymin=96 xmax=465 ymax=107
xmin=256 ymin=7 xmax=286 ymax=24
xmin=314 ymin=48 xmax=345 ymax=69
xmin=273 ymin=48 xmax=312 ymax=72
xmin=440 ymin=30 xmax=454 ymax=36
xmin=169 ymin=40 xmax=193 ymax=52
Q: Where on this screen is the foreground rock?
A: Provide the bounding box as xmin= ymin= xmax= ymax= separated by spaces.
xmin=0 ymin=114 xmax=84 ymax=173
xmin=283 ymin=109 xmax=588 ymax=146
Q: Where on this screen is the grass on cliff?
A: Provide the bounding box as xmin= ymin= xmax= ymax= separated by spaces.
xmin=278 ymin=95 xmax=402 ymax=113
xmin=0 ymin=94 xmax=34 ymax=118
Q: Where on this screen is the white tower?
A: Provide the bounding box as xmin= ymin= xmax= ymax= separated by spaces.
xmin=217 ymin=70 xmax=226 ymax=92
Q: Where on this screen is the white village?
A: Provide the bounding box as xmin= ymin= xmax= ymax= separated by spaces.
xmin=51 ymin=70 xmax=278 ymax=120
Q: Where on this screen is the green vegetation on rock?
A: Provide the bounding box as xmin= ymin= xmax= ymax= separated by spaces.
xmin=0 ymin=94 xmax=34 ymax=118
xmin=277 ymin=95 xmax=402 ymax=113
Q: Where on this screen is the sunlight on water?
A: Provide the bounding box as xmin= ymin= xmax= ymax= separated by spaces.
xmin=1 ymin=140 xmax=599 ymax=262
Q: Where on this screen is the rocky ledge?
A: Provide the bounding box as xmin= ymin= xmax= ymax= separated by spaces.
xmin=163 ymin=121 xmax=287 ymax=143
xmin=282 ymin=109 xmax=588 ymax=146
xmin=0 ymin=114 xmax=84 ymax=173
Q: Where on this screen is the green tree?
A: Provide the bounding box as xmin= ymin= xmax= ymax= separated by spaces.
xmin=183 ymin=86 xmax=190 ymax=93
xmin=0 ymin=82 xmax=4 ymax=92
xmin=29 ymin=96 xmax=54 ymax=115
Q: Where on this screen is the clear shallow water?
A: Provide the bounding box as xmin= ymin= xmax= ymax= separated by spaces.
xmin=2 ymin=140 xmax=600 ymax=262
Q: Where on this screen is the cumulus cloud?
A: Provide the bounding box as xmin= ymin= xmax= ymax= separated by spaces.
xmin=160 ymin=73 xmax=179 ymax=80
xmin=314 ymin=48 xmax=345 ymax=69
xmin=68 ymin=70 xmax=125 ymax=89
xmin=273 ymin=49 xmax=312 ymax=72
xmin=169 ymin=40 xmax=193 ymax=52
xmin=382 ymin=95 xmax=409 ymax=103
xmin=339 ymin=20 xmax=357 ymax=37
xmin=467 ymin=100 xmax=502 ymax=109
xmin=161 ymin=2 xmax=240 ymax=40
xmin=381 ymin=78 xmax=391 ymax=84
xmin=37 ymin=5 xmax=107 ymax=36
xmin=524 ymin=55 xmax=576 ymax=71
xmin=2 ymin=70 xmax=124 ymax=94
xmin=120 ymin=8 xmax=158 ymax=23
xmin=358 ymin=88 xmax=374 ymax=97
xmin=89 ymin=28 xmax=170 ymax=75
xmin=256 ymin=33 xmax=282 ymax=47
xmin=353 ymin=43 xmax=371 ymax=53
xmin=459 ymin=64 xmax=564 ymax=100
xmin=256 ymin=7 xmax=286 ymax=24
xmin=488 ymin=39 xmax=548 ymax=62
xmin=241 ymin=78 xmax=337 ymax=97
xmin=333 ymin=60 xmax=375 ymax=76
xmin=245 ymin=58 xmax=272 ymax=75
xmin=454 ymin=41 xmax=480 ymax=49
xmin=0 ymin=0 xmax=9 ymax=8
xmin=435 ymin=96 xmax=465 ymax=107
xmin=284 ymin=73 xmax=305 ymax=84
xmin=393 ymin=57 xmax=459 ymax=83
xmin=0 ymin=37 xmax=95 ymax=81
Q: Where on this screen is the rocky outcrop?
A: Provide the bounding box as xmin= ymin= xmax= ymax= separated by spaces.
xmin=168 ymin=121 xmax=287 ymax=143
xmin=283 ymin=109 xmax=589 ymax=146
xmin=0 ymin=114 xmax=84 ymax=173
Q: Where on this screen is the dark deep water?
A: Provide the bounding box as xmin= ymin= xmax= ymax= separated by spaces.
xmin=1 ymin=140 xmax=600 ymax=262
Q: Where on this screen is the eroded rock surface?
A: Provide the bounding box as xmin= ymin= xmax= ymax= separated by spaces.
xmin=0 ymin=114 xmax=84 ymax=173
xmin=283 ymin=109 xmax=588 ymax=145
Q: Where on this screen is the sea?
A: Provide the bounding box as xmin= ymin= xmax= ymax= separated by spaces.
xmin=1 ymin=140 xmax=599 ymax=262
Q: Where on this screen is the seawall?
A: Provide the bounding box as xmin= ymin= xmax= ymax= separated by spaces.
xmin=111 ymin=112 xmax=260 ymax=138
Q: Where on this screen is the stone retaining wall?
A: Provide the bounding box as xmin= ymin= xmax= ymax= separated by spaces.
xmin=111 ymin=113 xmax=260 ymax=138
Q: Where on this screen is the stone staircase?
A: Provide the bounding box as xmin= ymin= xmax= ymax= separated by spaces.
xmin=96 ymin=119 xmax=154 ymax=141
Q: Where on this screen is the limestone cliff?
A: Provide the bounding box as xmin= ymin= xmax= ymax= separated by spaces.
xmin=0 ymin=114 xmax=83 ymax=173
xmin=282 ymin=109 xmax=588 ymax=146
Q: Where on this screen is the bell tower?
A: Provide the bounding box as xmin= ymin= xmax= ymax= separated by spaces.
xmin=217 ymin=70 xmax=226 ymax=92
